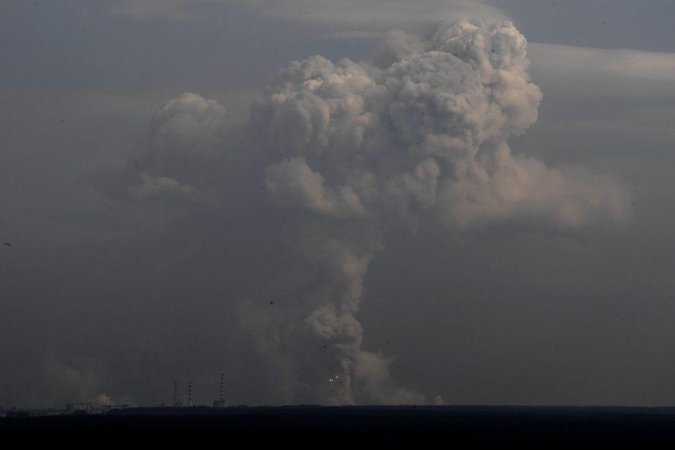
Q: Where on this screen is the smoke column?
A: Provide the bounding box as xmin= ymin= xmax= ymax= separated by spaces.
xmin=125 ymin=19 xmax=631 ymax=404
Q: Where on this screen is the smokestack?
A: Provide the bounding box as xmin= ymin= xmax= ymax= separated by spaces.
xmin=188 ymin=381 xmax=193 ymax=407
xmin=213 ymin=373 xmax=226 ymax=408
xmin=173 ymin=381 xmax=183 ymax=407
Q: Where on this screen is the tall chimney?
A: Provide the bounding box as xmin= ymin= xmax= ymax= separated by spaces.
xmin=220 ymin=373 xmax=224 ymax=402
xmin=188 ymin=381 xmax=193 ymax=407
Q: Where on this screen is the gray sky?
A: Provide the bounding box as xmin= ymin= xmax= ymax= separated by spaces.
xmin=1 ymin=0 xmax=675 ymax=408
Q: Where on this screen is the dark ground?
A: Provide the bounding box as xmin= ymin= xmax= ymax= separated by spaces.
xmin=4 ymin=405 xmax=675 ymax=445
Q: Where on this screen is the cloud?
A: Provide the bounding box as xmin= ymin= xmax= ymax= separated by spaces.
xmin=440 ymin=146 xmax=633 ymax=228
xmin=129 ymin=92 xmax=227 ymax=176
xmin=528 ymin=43 xmax=675 ymax=96
xmin=105 ymin=0 xmax=505 ymax=29
xmin=249 ymin=19 xmax=629 ymax=228
xmin=522 ymin=43 xmax=675 ymax=158
xmin=105 ymin=0 xmax=209 ymax=21
xmin=128 ymin=173 xmax=212 ymax=204
xmin=239 ymin=0 xmax=505 ymax=28
xmin=265 ymin=157 xmax=368 ymax=218
xmin=113 ymin=19 xmax=631 ymax=405
xmin=41 ymin=351 xmax=108 ymax=407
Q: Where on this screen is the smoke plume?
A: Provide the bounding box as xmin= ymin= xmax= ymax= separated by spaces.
xmin=124 ymin=19 xmax=631 ymax=404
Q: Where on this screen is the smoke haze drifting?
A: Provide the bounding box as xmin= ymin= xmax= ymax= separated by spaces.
xmin=111 ymin=19 xmax=631 ymax=405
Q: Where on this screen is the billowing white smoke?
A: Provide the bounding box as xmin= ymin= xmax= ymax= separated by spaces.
xmin=127 ymin=19 xmax=631 ymax=404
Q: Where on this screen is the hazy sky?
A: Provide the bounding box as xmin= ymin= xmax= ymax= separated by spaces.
xmin=1 ymin=0 xmax=675 ymax=408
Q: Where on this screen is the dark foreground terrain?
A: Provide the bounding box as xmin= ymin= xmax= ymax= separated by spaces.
xmin=4 ymin=405 xmax=675 ymax=445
